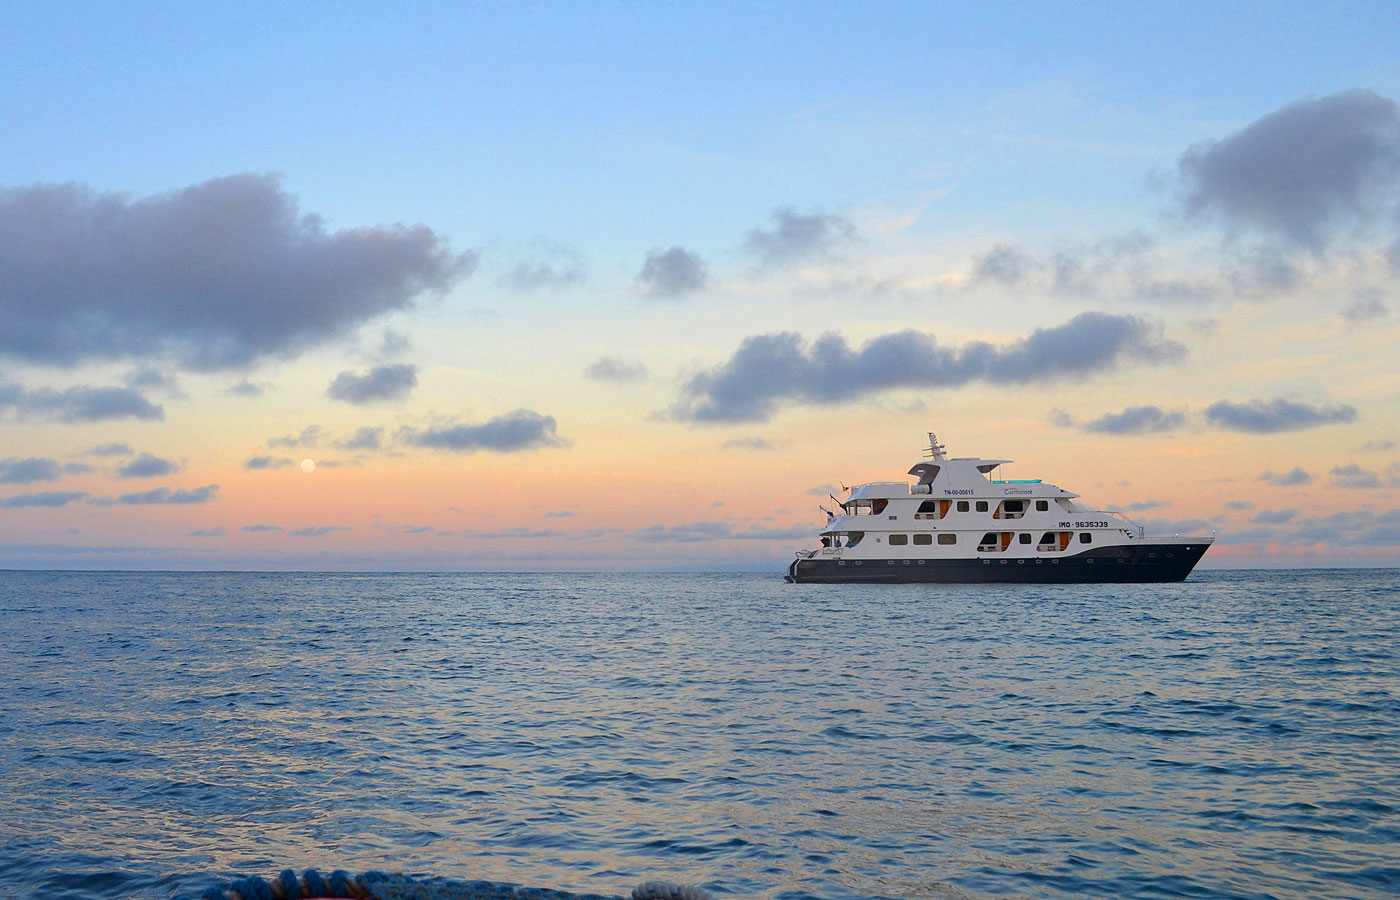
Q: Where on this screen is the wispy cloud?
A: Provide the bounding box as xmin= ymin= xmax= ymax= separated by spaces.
xmin=115 ymin=452 xmax=180 ymax=478
xmin=326 ymin=363 xmax=419 ymax=405
xmin=1203 ymin=398 xmax=1356 ymax=433
xmin=112 ymin=484 xmax=219 ymax=505
xmin=1260 ymin=467 xmax=1314 ymax=486
xmin=744 ymin=207 xmax=856 ymax=266
xmin=637 ymin=246 xmax=707 ymax=297
xmin=0 ymin=380 xmax=163 ymax=423
xmin=0 ymin=457 xmax=62 ymax=484
xmin=583 ymin=357 xmax=647 ymax=383
xmin=0 ymin=490 xmax=90 ymax=508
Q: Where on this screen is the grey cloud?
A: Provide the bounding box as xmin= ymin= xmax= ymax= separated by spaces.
xmin=289 ymin=525 xmax=349 ymax=537
xmin=227 ymin=380 xmax=266 ymax=398
xmin=0 ymin=457 xmax=62 ymax=484
xmin=668 ymin=312 xmax=1184 ymax=424
xmin=0 ymin=490 xmax=90 ymax=508
xmin=503 ymin=242 xmax=585 ymax=291
xmin=267 ymin=425 xmax=321 ymax=448
xmin=1292 ymin=508 xmax=1400 ymax=546
xmin=1204 ymin=398 xmax=1357 ymax=433
xmin=1329 ymin=464 xmax=1384 ymax=489
xmin=638 ymin=246 xmax=707 ymax=297
xmin=0 ymin=174 xmax=475 ymax=369
xmin=1139 ymin=517 xmax=1215 ymax=536
xmin=326 ymin=363 xmax=418 ymax=405
xmin=0 ymin=380 xmax=163 ymax=423
xmin=972 ymin=244 xmax=1038 ymax=286
xmin=1224 ymin=501 xmax=1254 ymax=510
xmin=125 ymin=368 xmax=183 ymax=397
xmin=189 ymin=526 xmax=226 ymax=537
xmin=335 ymin=427 xmax=384 ymax=451
xmin=632 ymin=520 xmax=812 ymax=542
xmin=400 ymin=409 xmax=568 ymax=453
xmin=1125 ymin=500 xmax=1170 ymax=512
xmin=115 ymin=484 xmax=219 ymax=505
xmin=63 ymin=462 xmax=93 ymax=475
xmin=1252 ymin=509 xmax=1298 ymax=524
xmin=115 ymin=452 xmax=180 ymax=478
xmin=1082 ymin=405 xmax=1187 ymax=435
xmin=1341 ymin=295 xmax=1388 ymax=323
xmin=584 ymin=357 xmax=648 ymax=383
xmin=244 ymin=455 xmax=294 ymax=470
xmin=1226 ymin=247 xmax=1303 ymax=295
xmin=86 ymin=442 xmax=133 ymax=457
xmin=744 ymin=207 xmax=856 ymax=266
xmin=1177 ymin=89 xmax=1400 ymax=248
xmin=460 ymin=527 xmax=568 ymax=539
xmin=722 ymin=437 xmax=777 ymax=451
xmin=543 ymin=510 xmax=575 ymax=519
xmin=1260 ymin=467 xmax=1314 ymax=486
xmin=377 ymin=329 xmax=411 ymax=359
xmin=241 ymin=524 xmax=285 ymax=533
xmin=1361 ymin=439 xmax=1396 ymax=451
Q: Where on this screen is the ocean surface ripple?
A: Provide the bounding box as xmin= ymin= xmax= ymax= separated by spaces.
xmin=1 ymin=570 xmax=1397 ymax=899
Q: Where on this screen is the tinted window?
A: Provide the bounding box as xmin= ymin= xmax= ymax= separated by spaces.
xmin=1018 ymin=533 xmax=1031 ymax=544
xmin=957 ymin=501 xmax=970 ymax=512
xmin=1080 ymin=532 xmax=1092 ymax=544
xmin=938 ymin=533 xmax=957 ymax=545
xmin=976 ymin=501 xmax=988 ymax=512
xmin=888 ymin=534 xmax=908 ymax=545
xmin=1005 ymin=500 xmax=1023 ymax=512
xmin=917 ymin=500 xmax=938 ymax=512
xmin=1036 ymin=500 xmax=1049 ymax=512
xmin=913 ymin=533 xmax=933 ymax=545
xmin=1039 ymin=532 xmax=1055 ymax=544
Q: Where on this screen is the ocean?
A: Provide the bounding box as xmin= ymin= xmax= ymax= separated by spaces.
xmin=0 ymin=569 xmax=1397 ymax=900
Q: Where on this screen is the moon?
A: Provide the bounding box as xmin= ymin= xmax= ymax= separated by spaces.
xmin=300 ymin=458 xmax=316 ymax=473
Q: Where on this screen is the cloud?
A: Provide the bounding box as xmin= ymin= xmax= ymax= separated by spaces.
xmin=326 ymin=363 xmax=419 ymax=404
xmin=1329 ymin=464 xmax=1385 ymax=489
xmin=227 ymin=380 xmax=267 ymax=398
xmin=1203 ymin=398 xmax=1357 ymax=433
xmin=1125 ymin=500 xmax=1170 ymax=512
xmin=0 ymin=380 xmax=163 ymax=423
xmin=722 ymin=437 xmax=777 ymax=451
xmin=1260 ymin=467 xmax=1314 ymax=486
xmin=744 ymin=207 xmax=856 ymax=266
xmin=115 ymin=484 xmax=219 ymax=504
xmin=631 ymin=520 xmax=812 ymax=542
xmin=668 ymin=312 xmax=1185 ymax=424
xmin=1361 ymin=439 xmax=1396 ymax=451
xmin=583 ymin=357 xmax=648 ymax=383
xmin=1252 ymin=509 xmax=1298 ymax=524
xmin=241 ymin=524 xmax=285 ymax=533
xmin=1224 ymin=501 xmax=1253 ymax=510
xmin=0 ymin=490 xmax=90 ymax=508
xmin=1341 ymin=295 xmax=1389 ymax=323
xmin=1081 ymin=405 xmax=1187 ymax=435
xmin=400 ymin=409 xmax=568 ymax=453
xmin=1177 ymin=89 xmax=1400 ymax=248
xmin=189 ymin=526 xmax=226 ymax=537
xmin=543 ymin=510 xmax=575 ymax=519
xmin=0 ymin=174 xmax=475 ymax=369
xmin=503 ymin=241 xmax=585 ymax=290
xmin=244 ymin=455 xmax=294 ymax=470
xmin=377 ymin=329 xmax=411 ymax=360
xmin=637 ymin=246 xmax=707 ymax=297
xmin=1139 ymin=517 xmax=1215 ymax=536
xmin=460 ymin=526 xmax=567 ymax=539
xmin=0 ymin=457 xmax=62 ymax=484
xmin=335 ymin=426 xmax=384 ymax=451
xmin=115 ymin=452 xmax=180 ymax=478
xmin=289 ymin=525 xmax=349 ymax=537
xmin=86 ymin=442 xmax=133 ymax=457
xmin=971 ymin=244 xmax=1038 ymax=286
xmin=267 ymin=425 xmax=321 ymax=448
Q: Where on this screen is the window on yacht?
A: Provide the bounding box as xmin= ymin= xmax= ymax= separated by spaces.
xmin=977 ymin=532 xmax=998 ymax=551
xmin=1080 ymin=533 xmax=1092 ymax=544
xmin=1036 ymin=500 xmax=1049 ymax=512
xmin=1018 ymin=533 xmax=1031 ymax=544
xmin=888 ymin=534 xmax=909 ymax=546
xmin=976 ymin=501 xmax=988 ymax=512
xmin=917 ymin=500 xmax=939 ymax=513
xmin=938 ymin=533 xmax=957 ymax=545
xmin=1005 ymin=500 xmax=1024 ymax=513
xmin=913 ymin=533 xmax=933 ymax=545
xmin=956 ymin=500 xmax=970 ymax=512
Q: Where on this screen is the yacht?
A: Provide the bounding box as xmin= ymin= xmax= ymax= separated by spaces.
xmin=787 ymin=434 xmax=1213 ymax=583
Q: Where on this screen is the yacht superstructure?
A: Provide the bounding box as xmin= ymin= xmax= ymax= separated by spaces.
xmin=787 ymin=434 xmax=1213 ymax=584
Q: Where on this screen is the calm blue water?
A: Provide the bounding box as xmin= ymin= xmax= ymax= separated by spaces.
xmin=1 ymin=570 xmax=1397 ymax=900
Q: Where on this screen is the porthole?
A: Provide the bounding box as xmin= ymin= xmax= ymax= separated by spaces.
xmin=1018 ymin=559 xmax=1025 ymax=564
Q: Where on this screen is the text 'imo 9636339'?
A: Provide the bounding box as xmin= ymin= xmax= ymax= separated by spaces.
xmin=787 ymin=434 xmax=1214 ymax=584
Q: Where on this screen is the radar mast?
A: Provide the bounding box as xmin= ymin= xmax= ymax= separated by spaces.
xmin=924 ymin=433 xmax=947 ymax=461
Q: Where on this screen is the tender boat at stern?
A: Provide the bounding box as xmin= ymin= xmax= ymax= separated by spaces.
xmin=787 ymin=434 xmax=1213 ymax=584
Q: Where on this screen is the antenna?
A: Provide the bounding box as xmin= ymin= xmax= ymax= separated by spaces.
xmin=924 ymin=432 xmax=947 ymax=461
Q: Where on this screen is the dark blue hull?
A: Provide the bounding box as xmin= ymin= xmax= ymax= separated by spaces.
xmin=786 ymin=543 xmax=1210 ymax=583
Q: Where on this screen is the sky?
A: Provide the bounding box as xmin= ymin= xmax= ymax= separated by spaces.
xmin=2 ymin=1 xmax=1399 ymax=570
